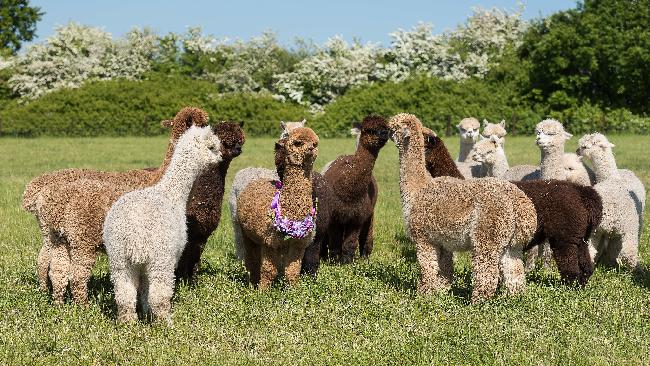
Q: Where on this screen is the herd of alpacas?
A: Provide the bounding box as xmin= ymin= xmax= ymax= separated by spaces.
xmin=23 ymin=106 xmax=646 ymax=323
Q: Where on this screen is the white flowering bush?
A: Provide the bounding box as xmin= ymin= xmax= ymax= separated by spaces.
xmin=9 ymin=23 xmax=157 ymax=100
xmin=274 ymin=37 xmax=381 ymax=111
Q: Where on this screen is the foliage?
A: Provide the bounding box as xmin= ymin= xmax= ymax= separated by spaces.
xmin=1 ymin=135 xmax=649 ymax=364
xmin=0 ymin=75 xmax=308 ymax=136
xmin=0 ymin=0 xmax=43 ymax=55
xmin=8 ymin=23 xmax=158 ymax=100
xmin=519 ymin=0 xmax=650 ymax=113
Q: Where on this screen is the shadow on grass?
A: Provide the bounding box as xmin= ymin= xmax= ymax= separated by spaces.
xmin=631 ymin=264 xmax=650 ymax=289
xmin=395 ymin=233 xmax=417 ymax=263
xmin=354 ymin=261 xmax=417 ymax=294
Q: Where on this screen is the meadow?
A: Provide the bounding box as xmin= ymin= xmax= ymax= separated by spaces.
xmin=0 ymin=134 xmax=648 ymax=365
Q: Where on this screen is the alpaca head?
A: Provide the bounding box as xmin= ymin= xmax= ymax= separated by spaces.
xmin=470 ymin=136 xmax=502 ymax=166
xmin=161 ymin=107 xmax=210 ymax=143
xmin=355 ymin=115 xmax=390 ymax=150
xmin=576 ymin=133 xmax=615 ymax=159
xmin=280 ymin=119 xmax=307 ymax=138
xmin=283 ymin=127 xmax=319 ymax=168
xmin=562 ymin=153 xmax=587 ymax=181
xmin=178 ymin=125 xmax=223 ymax=166
xmin=457 ymin=117 xmax=480 ymax=142
xmin=388 ymin=113 xmax=422 ymax=150
xmin=481 ymin=119 xmax=507 ymax=145
xmin=422 ymin=127 xmax=440 ymax=153
xmin=213 ymin=121 xmax=246 ymax=161
xmin=535 ymin=119 xmax=572 ymax=150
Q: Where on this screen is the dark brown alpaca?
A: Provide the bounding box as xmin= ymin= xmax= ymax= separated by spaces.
xmin=273 ymin=139 xmax=334 ymax=276
xmin=175 ymin=121 xmax=246 ymax=280
xmin=422 ymin=129 xmax=603 ymax=285
xmin=322 ymin=115 xmax=390 ymax=263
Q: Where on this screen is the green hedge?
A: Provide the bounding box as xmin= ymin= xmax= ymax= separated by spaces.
xmin=0 ymin=74 xmax=309 ymax=137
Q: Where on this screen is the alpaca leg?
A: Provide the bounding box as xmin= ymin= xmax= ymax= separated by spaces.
xmin=470 ymin=246 xmax=501 ymax=303
xmin=577 ymin=239 xmax=594 ymax=286
xmin=175 ymin=232 xmax=208 ymax=280
xmin=359 ymin=215 xmax=374 ymax=258
xmin=524 ymin=244 xmax=540 ymax=273
xmin=618 ymin=231 xmax=639 ymax=270
xmin=48 ymin=243 xmax=71 ymax=305
xmin=137 ymin=272 xmax=150 ymax=317
xmin=319 ymin=233 xmax=330 ymax=261
xmin=327 ymin=226 xmax=344 ymax=261
xmin=243 ymin=235 xmax=261 ymax=285
xmin=301 ymin=234 xmax=321 ymax=276
xmin=549 ymin=238 xmax=581 ymax=286
xmin=285 ymin=246 xmax=305 ymax=286
xmin=539 ymin=242 xmax=554 ymax=270
xmin=600 ymin=235 xmax=620 ymax=268
xmin=499 ymin=246 xmax=525 ymax=296
xmin=112 ymin=267 xmax=139 ymax=323
xmin=412 ymin=230 xmax=450 ymax=294
xmin=259 ymin=246 xmax=279 ymax=289
xmin=232 ymin=216 xmax=246 ymax=261
xmin=340 ymin=225 xmax=361 ymax=264
xmin=69 ymin=245 xmax=98 ymax=305
xmin=36 ymin=224 xmax=53 ymax=292
xmin=147 ymin=269 xmax=175 ymax=324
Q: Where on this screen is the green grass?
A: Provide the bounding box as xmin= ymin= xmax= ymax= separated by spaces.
xmin=0 ymin=135 xmax=649 ymax=365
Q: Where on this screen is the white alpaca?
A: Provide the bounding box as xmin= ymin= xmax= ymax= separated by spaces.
xmin=536 ymin=119 xmax=592 ymax=185
xmin=577 ymin=133 xmax=644 ymax=269
xmin=103 ymin=126 xmax=222 ymax=323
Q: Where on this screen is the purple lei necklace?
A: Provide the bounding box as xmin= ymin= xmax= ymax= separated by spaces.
xmin=269 ymin=180 xmax=317 ymax=240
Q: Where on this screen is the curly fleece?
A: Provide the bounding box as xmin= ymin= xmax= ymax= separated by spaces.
xmin=104 ymin=125 xmax=222 ymax=323
xmin=391 ymin=113 xmax=537 ymax=303
xmin=237 ymin=127 xmax=319 ymax=288
xmin=30 ymin=107 xmax=209 ymax=304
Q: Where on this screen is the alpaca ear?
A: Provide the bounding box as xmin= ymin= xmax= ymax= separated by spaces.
xmin=482 ymin=119 xmax=489 ymax=127
xmin=350 ymin=127 xmax=361 ymax=136
xmin=239 ymin=120 xmax=245 ymax=128
xmin=300 ymin=119 xmax=307 ymax=127
xmin=280 ymin=121 xmax=286 ymax=131
xmin=352 ymin=121 xmax=361 ymax=130
xmin=499 ymin=120 xmax=506 ymax=128
xmin=161 ymin=120 xmax=173 ymax=128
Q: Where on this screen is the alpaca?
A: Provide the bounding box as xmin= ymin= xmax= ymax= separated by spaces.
xmin=577 ymin=133 xmax=644 ymax=269
xmin=175 ymin=121 xmax=245 ymax=280
xmin=230 ymin=138 xmax=333 ymax=276
xmin=322 ymin=115 xmax=390 ymax=263
xmin=536 ymin=119 xmax=592 ymax=185
xmin=104 ymin=125 xmax=222 ymax=323
xmin=441 ymin=133 xmax=603 ymax=285
xmin=30 ymin=107 xmax=210 ymax=304
xmin=456 ymin=117 xmax=480 ymax=162
xmin=390 ymin=113 xmax=537 ymax=303
xmin=236 ymin=127 xmax=319 ymax=288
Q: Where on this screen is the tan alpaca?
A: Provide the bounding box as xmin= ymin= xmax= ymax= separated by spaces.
xmin=237 ymin=127 xmax=319 ymax=288
xmin=389 ymin=113 xmax=536 ymax=303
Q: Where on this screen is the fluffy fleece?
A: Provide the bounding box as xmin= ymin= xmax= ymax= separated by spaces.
xmin=30 ymin=107 xmax=209 ymax=304
xmin=230 ymin=138 xmax=333 ymax=276
xmin=425 ymin=129 xmax=602 ymax=285
xmin=175 ymin=121 xmax=245 ymax=280
xmin=322 ymin=115 xmax=390 ymax=263
xmin=391 ymin=113 xmax=537 ymax=303
xmin=577 ymin=133 xmax=644 ymax=269
xmin=236 ymin=128 xmax=319 ymax=288
xmin=104 ymin=125 xmax=223 ymax=323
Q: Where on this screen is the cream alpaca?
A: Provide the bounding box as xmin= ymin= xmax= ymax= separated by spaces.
xmin=103 ymin=126 xmax=222 ymax=323
xmin=536 ymin=119 xmax=591 ymax=185
xmin=577 ymin=133 xmax=644 ymax=269
xmin=389 ymin=113 xmax=536 ymax=303
xmin=481 ymin=119 xmax=507 ymax=146
xmin=471 ymin=136 xmax=540 ymax=181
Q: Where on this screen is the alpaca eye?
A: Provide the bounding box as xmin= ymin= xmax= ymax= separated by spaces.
xmin=293 ymin=140 xmax=303 ymax=147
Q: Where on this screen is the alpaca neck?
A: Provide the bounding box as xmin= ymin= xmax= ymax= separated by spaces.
xmin=590 ymin=151 xmax=619 ymax=182
xmin=148 ymin=137 xmax=180 ymax=184
xmin=280 ymin=164 xmax=314 ymax=220
xmin=156 ymin=149 xmax=207 ymax=204
xmin=490 ymin=150 xmax=510 ymax=178
xmin=341 ymin=144 xmax=380 ymax=198
xmin=399 ymin=133 xmax=429 ymax=200
xmin=426 ymin=146 xmax=464 ymax=179
xmin=458 ymin=139 xmax=475 ymax=162
xmin=540 ymin=144 xmax=565 ymax=180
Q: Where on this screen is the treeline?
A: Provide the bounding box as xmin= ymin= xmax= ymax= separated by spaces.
xmin=0 ymin=0 xmax=648 ymax=136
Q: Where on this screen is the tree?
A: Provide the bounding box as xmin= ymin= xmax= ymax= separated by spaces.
xmin=519 ymin=0 xmax=650 ymax=113
xmin=0 ymin=0 xmax=43 ymax=55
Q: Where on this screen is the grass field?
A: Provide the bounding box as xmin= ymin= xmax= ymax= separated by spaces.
xmin=1 ymin=134 xmax=649 ymax=365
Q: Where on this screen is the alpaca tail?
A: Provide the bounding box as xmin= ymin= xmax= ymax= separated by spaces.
xmin=577 ymin=185 xmax=603 ymax=238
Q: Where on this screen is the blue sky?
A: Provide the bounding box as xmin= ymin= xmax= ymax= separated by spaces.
xmin=29 ymin=0 xmax=576 ymax=47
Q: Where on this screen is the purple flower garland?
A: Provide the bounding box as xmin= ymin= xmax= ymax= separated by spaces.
xmin=269 ymin=180 xmax=317 ymax=240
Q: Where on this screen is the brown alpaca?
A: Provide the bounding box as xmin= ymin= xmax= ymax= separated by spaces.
xmin=391 ymin=114 xmax=537 ymax=303
xmin=237 ymin=128 xmax=319 ymax=288
xmin=422 ymin=128 xmax=603 ymax=286
xmin=322 ymin=115 xmax=390 ymax=263
xmin=175 ymin=121 xmax=245 ymax=279
xmin=28 ymin=107 xmax=210 ymax=304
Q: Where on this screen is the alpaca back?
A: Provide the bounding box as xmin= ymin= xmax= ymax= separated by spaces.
xmin=575 ymin=184 xmax=604 ymax=236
